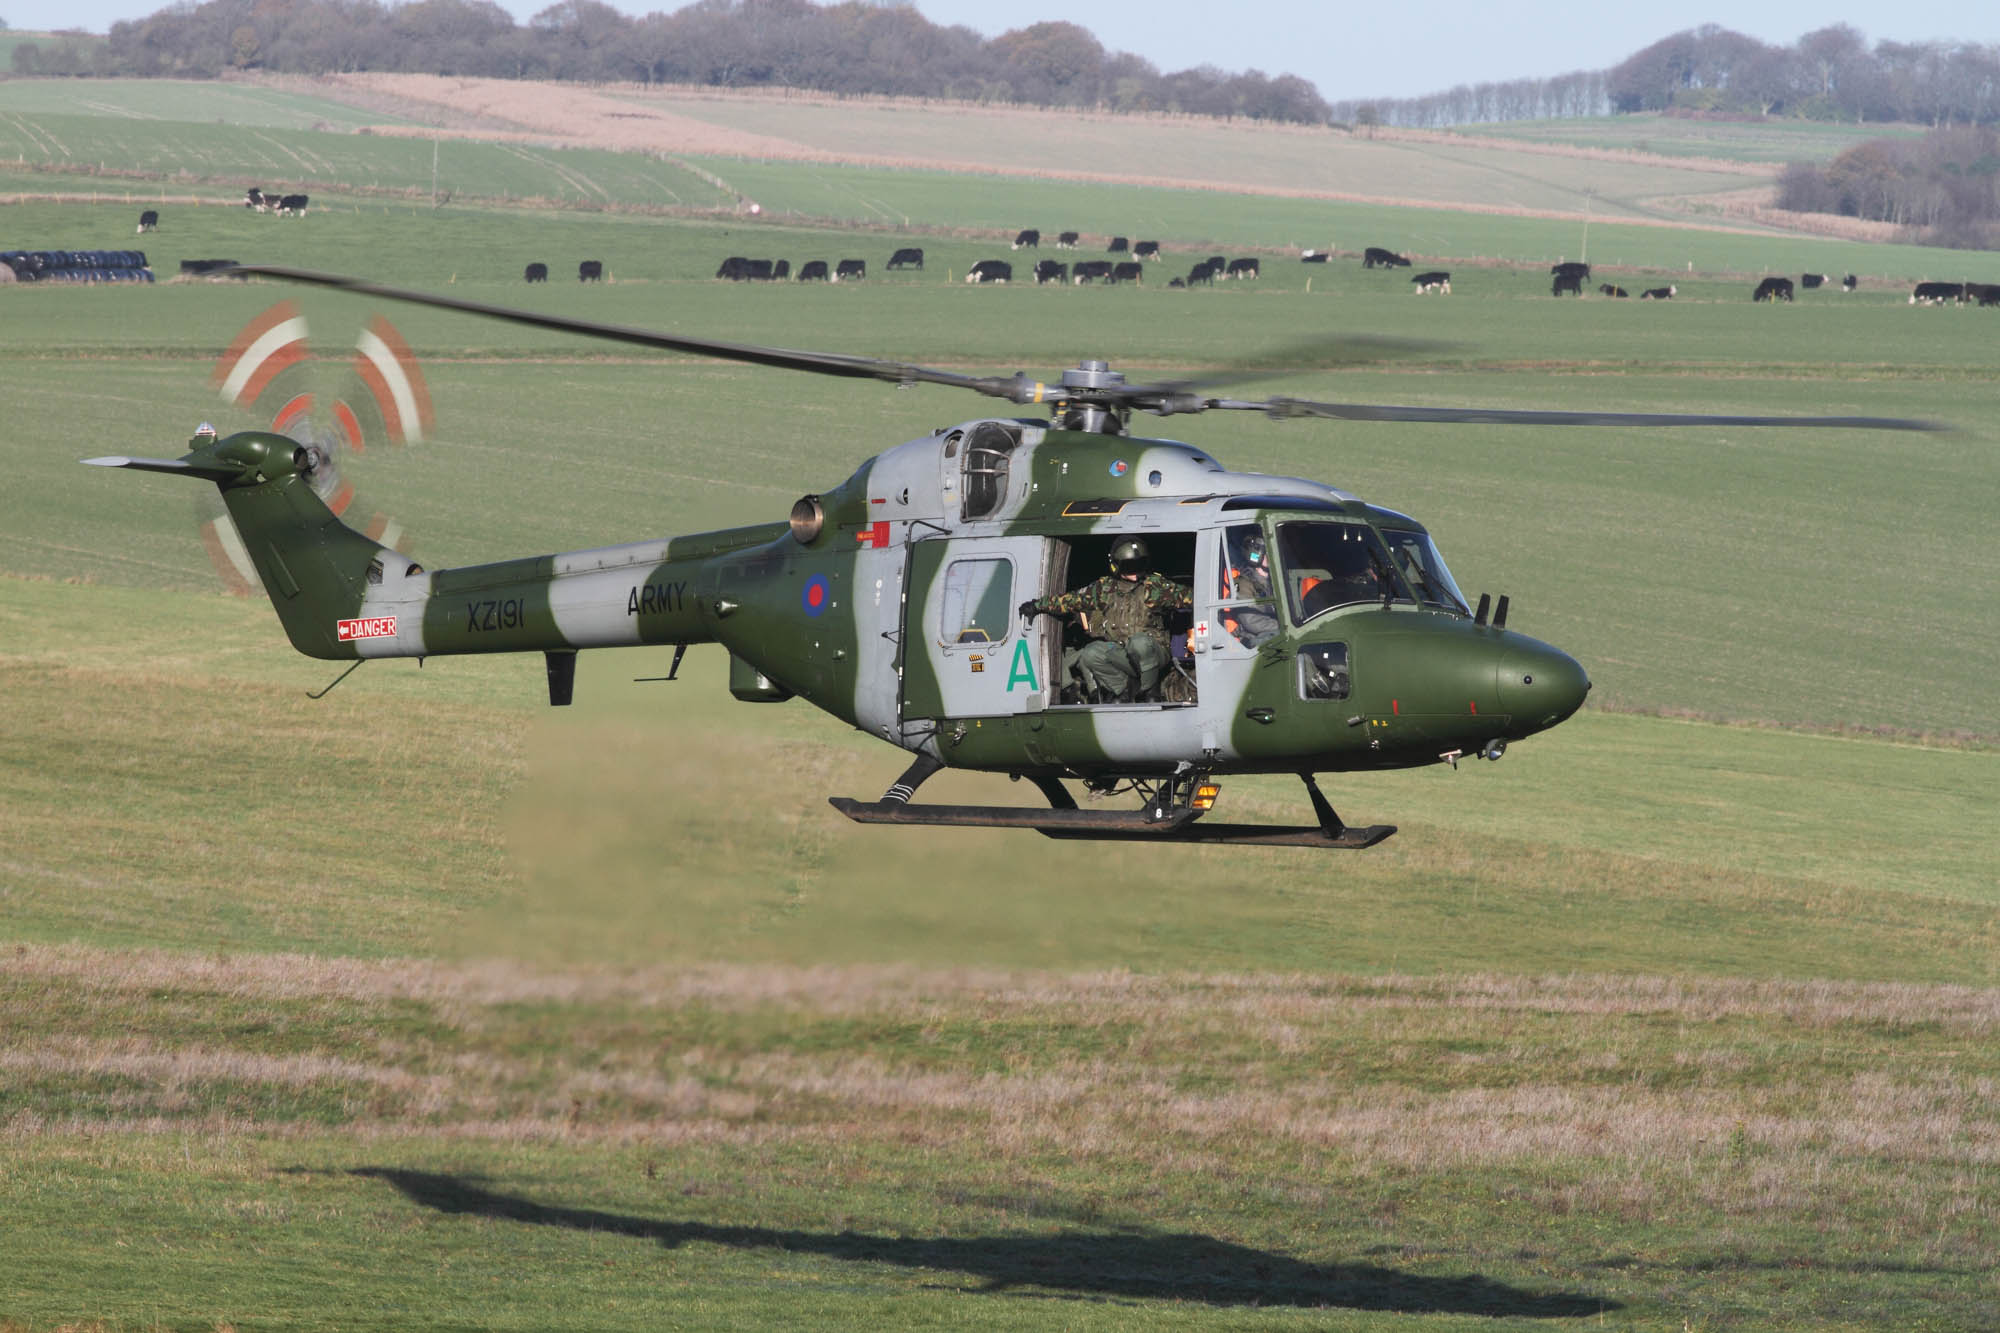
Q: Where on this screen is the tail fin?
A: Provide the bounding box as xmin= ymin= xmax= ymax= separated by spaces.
xmin=86 ymin=429 xmax=395 ymax=659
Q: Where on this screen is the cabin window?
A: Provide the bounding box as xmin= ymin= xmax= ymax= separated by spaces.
xmin=938 ymin=558 xmax=1014 ymax=644
xmin=1298 ymin=642 xmax=1350 ymax=700
xmin=1276 ymin=522 xmax=1405 ymax=623
xmin=961 ymin=421 xmax=1018 ymax=521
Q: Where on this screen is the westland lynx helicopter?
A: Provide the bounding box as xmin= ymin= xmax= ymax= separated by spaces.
xmin=88 ymin=266 xmax=1939 ymax=849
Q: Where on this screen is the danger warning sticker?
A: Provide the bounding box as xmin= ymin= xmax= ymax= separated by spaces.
xmin=337 ymin=616 xmax=398 ymax=641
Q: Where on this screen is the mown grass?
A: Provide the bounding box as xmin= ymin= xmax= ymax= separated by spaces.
xmin=1457 ymin=112 xmax=1928 ymax=164
xmin=4 ymin=104 xmax=1999 ymax=1331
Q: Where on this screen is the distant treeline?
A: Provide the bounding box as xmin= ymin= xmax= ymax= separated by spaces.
xmin=8 ymin=0 xmax=1332 ymax=125
xmin=1331 ymin=24 xmax=2000 ymax=130
xmin=1778 ymin=126 xmax=2000 ymax=249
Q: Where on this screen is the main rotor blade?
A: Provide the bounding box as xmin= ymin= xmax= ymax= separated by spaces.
xmin=224 ymin=265 xmax=1021 ymax=399
xmin=1209 ymin=397 xmax=1948 ymax=432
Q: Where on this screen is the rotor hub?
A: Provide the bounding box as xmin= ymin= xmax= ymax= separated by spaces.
xmin=1061 ymin=360 xmax=1126 ymax=393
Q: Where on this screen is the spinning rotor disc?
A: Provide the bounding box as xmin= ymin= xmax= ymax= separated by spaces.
xmin=199 ymin=301 xmax=433 ymax=594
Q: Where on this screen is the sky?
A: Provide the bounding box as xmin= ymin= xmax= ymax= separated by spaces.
xmin=4 ymin=0 xmax=1995 ymax=102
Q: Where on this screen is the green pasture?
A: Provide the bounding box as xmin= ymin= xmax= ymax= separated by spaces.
xmin=4 ymin=114 xmax=1999 ymax=1330
xmin=0 ymin=110 xmax=737 ymax=207
xmin=0 ymin=74 xmax=414 ymax=131
xmin=1458 ymin=112 xmax=1928 ymax=163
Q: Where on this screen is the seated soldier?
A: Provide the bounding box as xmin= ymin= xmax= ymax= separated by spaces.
xmin=1019 ymin=538 xmax=1192 ymax=702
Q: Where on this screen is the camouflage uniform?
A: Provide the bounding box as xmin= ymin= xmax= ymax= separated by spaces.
xmin=1029 ymin=571 xmax=1192 ymax=701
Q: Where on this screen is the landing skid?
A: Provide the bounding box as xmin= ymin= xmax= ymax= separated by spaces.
xmin=829 ymin=760 xmax=1395 ymax=850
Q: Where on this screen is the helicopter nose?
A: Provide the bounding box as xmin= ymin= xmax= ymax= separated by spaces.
xmin=1498 ymin=639 xmax=1591 ymax=733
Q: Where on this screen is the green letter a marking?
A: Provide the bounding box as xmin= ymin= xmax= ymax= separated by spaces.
xmin=1007 ymin=639 xmax=1040 ymax=691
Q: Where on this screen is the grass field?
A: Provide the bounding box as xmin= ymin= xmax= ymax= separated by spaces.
xmin=3 ymin=85 xmax=1999 ymax=1330
xmin=1457 ymin=113 xmax=1928 ymax=164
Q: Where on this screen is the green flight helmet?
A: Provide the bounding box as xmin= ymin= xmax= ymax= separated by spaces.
xmin=1109 ymin=537 xmax=1150 ymax=574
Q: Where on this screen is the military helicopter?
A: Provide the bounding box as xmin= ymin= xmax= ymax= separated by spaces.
xmin=86 ymin=266 xmax=1940 ymax=849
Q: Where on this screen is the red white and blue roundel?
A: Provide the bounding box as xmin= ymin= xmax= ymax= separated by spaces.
xmin=801 ymin=574 xmax=831 ymax=616
xmin=1109 ymin=459 xmax=1129 ymax=477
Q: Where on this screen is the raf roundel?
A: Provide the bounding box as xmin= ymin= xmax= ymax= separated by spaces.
xmin=801 ymin=573 xmax=831 ymax=617
xmin=1109 ymin=459 xmax=1129 ymax=477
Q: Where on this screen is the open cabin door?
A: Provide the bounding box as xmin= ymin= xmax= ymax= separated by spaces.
xmin=901 ymin=536 xmax=1064 ymax=724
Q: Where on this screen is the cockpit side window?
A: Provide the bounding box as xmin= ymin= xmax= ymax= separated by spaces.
xmin=1217 ymin=523 xmax=1280 ymax=647
xmin=1276 ymin=522 xmax=1405 ymax=624
xmin=1298 ymin=642 xmax=1350 ymax=700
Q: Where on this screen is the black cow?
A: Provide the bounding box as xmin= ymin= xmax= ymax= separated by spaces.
xmin=1169 ymin=277 xmax=1186 ymax=288
xmin=1842 ymin=274 xmax=1858 ymax=292
xmin=966 ymin=259 xmax=1012 ymax=284
xmin=835 ymin=259 xmax=866 ymax=281
xmin=1012 ymin=229 xmax=1039 ymax=250
xmin=1133 ymin=240 xmax=1161 ymax=260
xmin=1552 ymin=272 xmax=1584 ymax=297
xmin=1226 ymin=258 xmax=1261 ymax=279
xmin=1071 ymin=261 xmax=1113 ymax=284
xmin=741 ymin=260 xmax=775 ymax=281
xmin=1910 ymin=281 xmax=1963 ymax=304
xmin=277 ymin=194 xmax=308 ymax=216
xmin=1966 ymin=282 xmax=2000 ymax=306
xmin=1110 ymin=261 xmax=1144 ymax=284
xmin=716 ymin=257 xmax=750 ymax=280
xmin=1107 ymin=236 xmax=1129 ymax=253
xmin=798 ymin=260 xmax=830 ymax=281
xmin=1752 ymin=276 xmax=1793 ymax=302
xmin=1362 ymin=247 xmax=1410 ymax=268
xmin=887 ymin=247 xmax=923 ymax=270
xmin=1412 ymin=270 xmax=1451 ymax=294
xmin=1551 ymin=261 xmax=1590 ymax=282
xmin=770 ymin=259 xmax=791 ymax=280
xmin=1301 ymin=250 xmax=1331 ymax=263
xmin=579 ymin=260 xmax=604 ymax=282
xmin=1597 ymin=283 xmax=1627 ymax=298
xmin=1801 ymin=273 xmax=1828 ymax=289
xmin=524 ymin=262 xmax=548 ymax=283
xmin=1056 ymin=231 xmax=1080 ymax=248
xmin=1639 ymin=285 xmax=1675 ymax=299
xmin=1034 ymin=260 xmax=1068 ymax=285
xmin=1186 ymin=261 xmax=1218 ymax=286
xmin=137 ymin=210 xmax=158 ymax=234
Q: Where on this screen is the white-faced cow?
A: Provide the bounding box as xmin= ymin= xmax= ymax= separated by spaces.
xmin=1034 ymin=260 xmax=1068 ymax=285
xmin=137 ymin=210 xmax=158 ymax=234
xmin=1910 ymin=281 xmax=1964 ymax=304
xmin=1639 ymin=285 xmax=1675 ymax=299
xmin=835 ymin=259 xmax=866 ymax=281
xmin=797 ymin=260 xmax=830 ymax=282
xmin=1801 ymin=273 xmax=1829 ymax=289
xmin=1412 ymin=271 xmax=1451 ymax=294
xmin=1842 ymin=274 xmax=1858 ymax=292
xmin=524 ymin=262 xmax=549 ymax=283
xmin=1226 ymin=258 xmax=1261 ymax=280
xmin=966 ymin=259 xmax=1012 ymax=284
xmin=1363 ymin=247 xmax=1410 ymax=269
xmin=887 ymin=247 xmax=924 ymax=270
xmin=1110 ymin=261 xmax=1144 ymax=284
xmin=1597 ymin=283 xmax=1628 ymax=298
xmin=1965 ymin=282 xmax=2000 ymax=306
xmin=1301 ymin=250 xmax=1330 ymax=263
xmin=1056 ymin=231 xmax=1080 ymax=248
xmin=1012 ymin=229 xmax=1040 ymax=250
xmin=1133 ymin=240 xmax=1161 ymax=261
xmin=244 ymin=188 xmax=264 ymax=211
xmin=1752 ymin=276 xmax=1794 ymax=302
xmin=1108 ymin=236 xmax=1129 ymax=253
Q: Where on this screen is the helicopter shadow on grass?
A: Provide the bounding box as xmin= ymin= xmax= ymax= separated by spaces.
xmin=350 ymin=1167 xmax=1616 ymax=1316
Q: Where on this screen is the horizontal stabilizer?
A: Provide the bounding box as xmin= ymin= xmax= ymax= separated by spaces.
xmin=81 ymin=454 xmax=248 ymax=483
